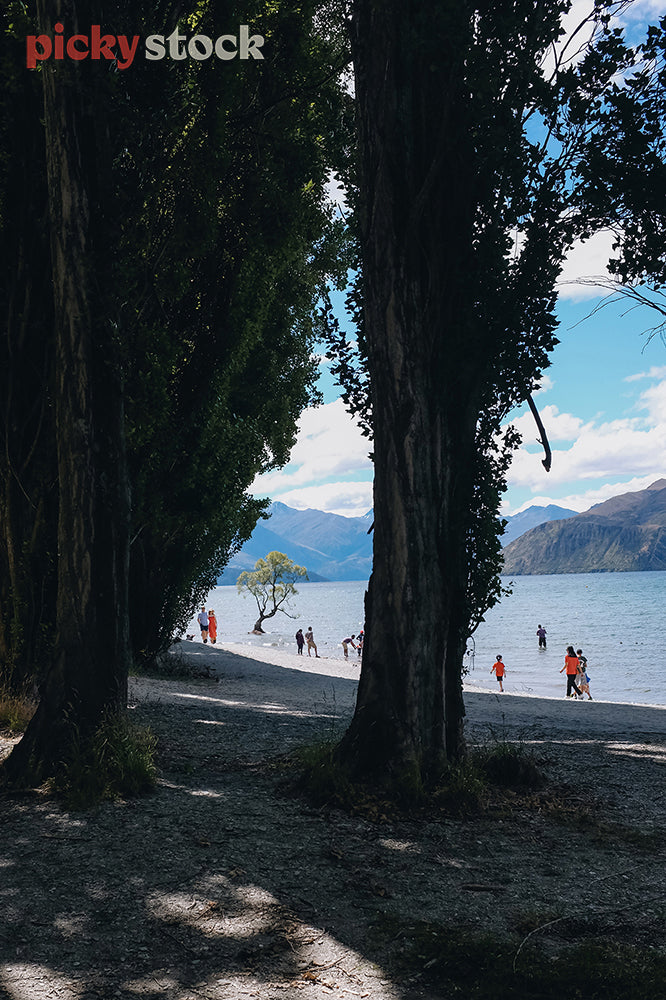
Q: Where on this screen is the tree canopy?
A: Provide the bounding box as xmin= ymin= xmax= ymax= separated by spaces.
xmin=331 ymin=0 xmax=642 ymax=786
xmin=0 ymin=0 xmax=351 ymax=787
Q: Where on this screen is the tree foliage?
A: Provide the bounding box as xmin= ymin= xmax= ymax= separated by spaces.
xmin=0 ymin=0 xmax=352 ymax=681
xmin=114 ymin=0 xmax=352 ymax=665
xmin=0 ymin=0 xmax=351 ymax=787
xmin=237 ymin=551 xmax=308 ymax=633
xmin=330 ymin=0 xmax=637 ymax=785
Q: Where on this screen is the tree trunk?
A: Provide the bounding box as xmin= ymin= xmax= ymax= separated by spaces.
xmin=0 ymin=27 xmax=58 ymax=694
xmin=3 ymin=0 xmax=131 ymax=785
xmin=338 ymin=1 xmax=480 ymax=785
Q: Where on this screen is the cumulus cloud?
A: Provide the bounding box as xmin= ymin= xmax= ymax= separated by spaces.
xmin=533 ymin=374 xmax=555 ymax=394
xmin=251 ymin=398 xmax=373 ymax=516
xmin=269 ymin=482 xmax=373 ymax=518
xmin=556 ymin=230 xmax=618 ymax=301
xmin=505 ymin=374 xmax=666 ymax=500
xmin=506 ymin=473 xmax=666 ymax=515
xmin=510 ymin=404 xmax=585 ymax=443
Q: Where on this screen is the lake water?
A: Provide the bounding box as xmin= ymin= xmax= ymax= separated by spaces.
xmin=187 ymin=571 xmax=666 ymax=707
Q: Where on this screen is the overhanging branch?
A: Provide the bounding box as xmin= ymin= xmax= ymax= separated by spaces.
xmin=526 ymin=394 xmax=552 ymax=472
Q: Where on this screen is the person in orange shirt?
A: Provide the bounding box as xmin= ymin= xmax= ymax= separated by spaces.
xmin=491 ymin=654 xmax=506 ymax=692
xmin=560 ymin=645 xmax=582 ymax=698
xmin=207 ymin=609 xmax=217 ymax=644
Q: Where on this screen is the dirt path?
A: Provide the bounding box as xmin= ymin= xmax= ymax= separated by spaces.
xmin=0 ymin=643 xmax=665 ymax=999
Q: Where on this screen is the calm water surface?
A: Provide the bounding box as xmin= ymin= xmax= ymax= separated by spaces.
xmin=188 ymin=571 xmax=666 ymax=706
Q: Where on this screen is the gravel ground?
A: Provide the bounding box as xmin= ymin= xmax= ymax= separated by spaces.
xmin=0 ymin=641 xmax=664 ymax=999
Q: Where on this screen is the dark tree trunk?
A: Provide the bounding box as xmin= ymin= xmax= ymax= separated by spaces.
xmin=3 ymin=0 xmax=131 ymax=785
xmin=0 ymin=25 xmax=58 ymax=694
xmin=338 ymin=1 xmax=481 ymax=784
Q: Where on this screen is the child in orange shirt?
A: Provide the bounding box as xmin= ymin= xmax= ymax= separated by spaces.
xmin=491 ymin=655 xmax=506 ymax=692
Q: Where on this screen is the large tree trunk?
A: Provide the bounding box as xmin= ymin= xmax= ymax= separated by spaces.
xmin=338 ymin=1 xmax=481 ymax=784
xmin=3 ymin=0 xmax=131 ymax=785
xmin=0 ymin=27 xmax=58 ymax=694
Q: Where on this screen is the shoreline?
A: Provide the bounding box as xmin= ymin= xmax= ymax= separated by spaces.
xmin=167 ymin=639 xmax=666 ymax=742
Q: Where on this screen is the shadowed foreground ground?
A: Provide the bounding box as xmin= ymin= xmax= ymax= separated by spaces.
xmin=0 ymin=642 xmax=664 ymax=999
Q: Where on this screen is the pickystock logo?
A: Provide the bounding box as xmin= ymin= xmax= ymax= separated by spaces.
xmin=26 ymin=23 xmax=265 ymax=70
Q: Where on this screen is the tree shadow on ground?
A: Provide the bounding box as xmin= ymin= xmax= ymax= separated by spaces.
xmin=1 ymin=653 xmax=665 ymax=999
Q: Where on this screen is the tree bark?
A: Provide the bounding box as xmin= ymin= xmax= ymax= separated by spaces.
xmin=0 ymin=24 xmax=58 ymax=694
xmin=3 ymin=0 xmax=131 ymax=785
xmin=338 ymin=1 xmax=481 ymax=784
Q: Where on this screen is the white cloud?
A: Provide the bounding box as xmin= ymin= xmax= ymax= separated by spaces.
xmin=505 ymin=473 xmax=666 ymax=515
xmin=625 ymin=365 xmax=666 ymax=383
xmin=510 ymin=404 xmax=585 ymax=443
xmin=556 ymin=230 xmax=617 ymax=301
xmin=505 ymin=375 xmax=666 ymax=497
xmin=619 ymin=0 xmax=666 ymax=26
xmin=251 ymin=399 xmax=373 ymax=515
xmin=268 ymin=482 xmax=373 ymax=519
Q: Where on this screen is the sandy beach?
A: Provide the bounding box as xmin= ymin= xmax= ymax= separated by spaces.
xmin=0 ymin=639 xmax=664 ymax=999
xmin=176 ymin=636 xmax=666 ymax=743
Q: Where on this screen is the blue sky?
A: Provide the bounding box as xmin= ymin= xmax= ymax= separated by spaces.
xmin=252 ymin=1 xmax=666 ymax=518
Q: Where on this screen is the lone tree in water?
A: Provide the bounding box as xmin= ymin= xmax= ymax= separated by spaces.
xmin=237 ymin=552 xmax=308 ymax=634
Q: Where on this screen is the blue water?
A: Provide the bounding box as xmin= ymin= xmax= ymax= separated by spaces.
xmin=188 ymin=572 xmax=666 ymax=706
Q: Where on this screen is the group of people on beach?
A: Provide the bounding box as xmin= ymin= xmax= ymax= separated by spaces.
xmin=294 ymin=627 xmax=364 ymax=659
xmin=196 ymin=607 xmax=217 ymax=644
xmin=490 ymin=632 xmax=593 ymax=699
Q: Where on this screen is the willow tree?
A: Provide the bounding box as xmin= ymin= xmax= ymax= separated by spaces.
xmin=237 ymin=552 xmax=308 ymax=633
xmin=335 ymin=0 xmax=631 ymax=785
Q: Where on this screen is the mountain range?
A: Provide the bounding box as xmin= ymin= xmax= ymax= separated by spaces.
xmin=218 ymin=502 xmax=374 ymax=583
xmin=218 ymin=480 xmax=666 ymax=582
xmin=502 ymin=479 xmax=666 ymax=574
xmin=219 ymin=498 xmax=578 ymax=583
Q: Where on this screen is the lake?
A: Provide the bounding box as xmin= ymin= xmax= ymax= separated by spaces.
xmin=188 ymin=571 xmax=666 ymax=707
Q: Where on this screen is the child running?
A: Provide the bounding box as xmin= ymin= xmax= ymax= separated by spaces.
xmin=491 ymin=654 xmax=506 ymax=692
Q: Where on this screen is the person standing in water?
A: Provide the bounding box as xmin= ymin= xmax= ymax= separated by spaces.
xmin=536 ymin=625 xmax=547 ymax=649
xmin=491 ymin=654 xmax=506 ymax=692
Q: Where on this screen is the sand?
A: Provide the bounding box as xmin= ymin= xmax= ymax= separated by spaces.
xmin=176 ymin=637 xmax=666 ymax=745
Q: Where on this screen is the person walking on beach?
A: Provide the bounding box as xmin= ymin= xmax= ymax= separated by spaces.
xmin=208 ymin=610 xmax=217 ymax=644
xmin=305 ymin=627 xmax=319 ymax=657
xmin=536 ymin=625 xmax=547 ymax=649
xmin=576 ymin=648 xmax=592 ymax=699
xmin=341 ymin=635 xmax=357 ymax=659
xmin=491 ymin=654 xmax=506 ymax=692
xmin=197 ymin=607 xmax=209 ymax=643
xmin=295 ymin=628 xmax=305 ymax=655
xmin=560 ymin=645 xmax=582 ymax=698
